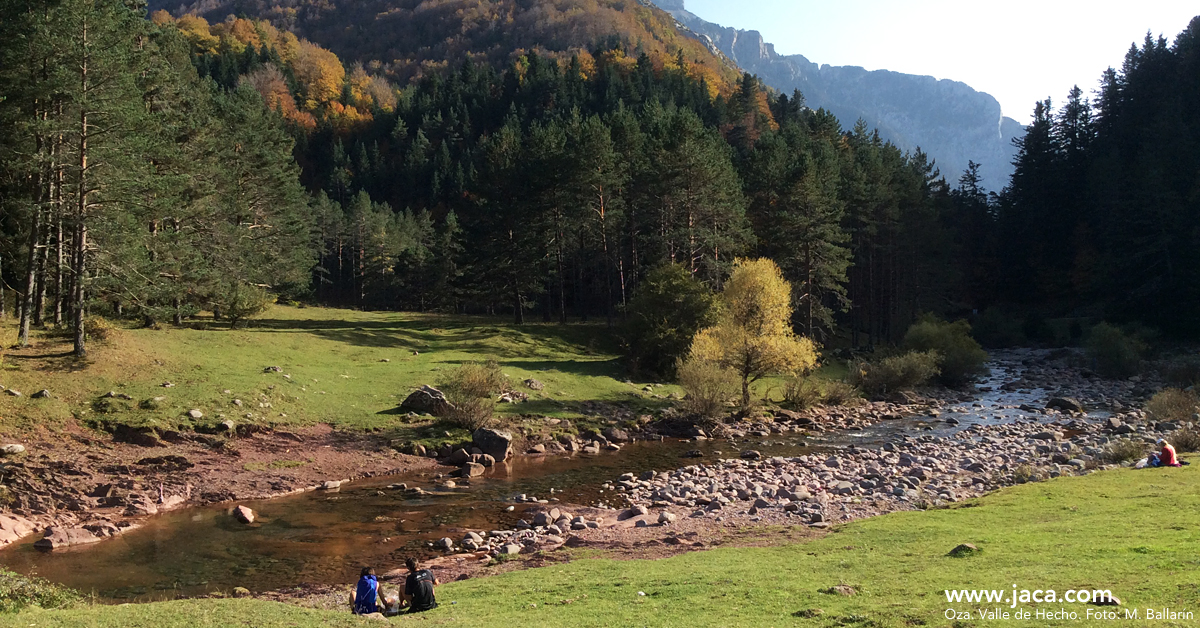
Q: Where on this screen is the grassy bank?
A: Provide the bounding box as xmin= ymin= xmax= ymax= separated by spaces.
xmin=6 ymin=458 xmax=1197 ymax=627
xmin=0 ymin=306 xmax=668 ymax=438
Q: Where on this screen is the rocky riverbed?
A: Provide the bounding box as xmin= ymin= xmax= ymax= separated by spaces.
xmin=416 ymin=348 xmax=1188 ymax=564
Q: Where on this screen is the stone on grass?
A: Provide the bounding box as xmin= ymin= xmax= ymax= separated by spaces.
xmin=31 ymin=389 xmax=50 ymax=399
xmin=947 ymin=543 xmax=980 ymax=557
xmin=187 ymin=409 xmax=204 ymax=419
xmin=400 ymin=385 xmax=453 ymax=416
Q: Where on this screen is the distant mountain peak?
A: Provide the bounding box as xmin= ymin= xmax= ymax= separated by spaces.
xmin=651 ymin=1 xmax=1024 ymax=188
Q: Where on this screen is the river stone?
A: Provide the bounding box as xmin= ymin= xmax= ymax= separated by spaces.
xmin=740 ymin=450 xmax=762 ymax=460
xmin=436 ymin=537 xmax=454 ymax=550
xmin=473 ymin=428 xmax=513 ymax=462
xmin=0 ymin=444 xmax=25 ymax=456
xmin=322 ymin=480 xmax=344 ymax=490
xmin=1046 ymin=397 xmax=1085 ymax=413
xmin=233 ymin=505 xmax=256 ymax=524
xmin=0 ymin=515 xmax=38 ymax=545
xmin=400 ymin=385 xmax=453 ymax=416
xmin=658 ymin=511 xmax=677 ymax=524
xmin=500 ymin=543 xmax=522 ymax=555
xmin=34 ymin=527 xmax=103 ymax=550
xmin=602 ymin=427 xmax=631 ymax=442
xmin=446 ymin=448 xmax=471 ymax=466
xmin=461 ymin=462 xmax=485 ymax=477
xmin=1030 ymin=431 xmax=1061 ymax=441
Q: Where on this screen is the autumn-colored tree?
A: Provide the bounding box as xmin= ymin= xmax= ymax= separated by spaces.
xmin=293 ymin=41 xmax=345 ymax=109
xmin=242 ymin=64 xmax=315 ymax=129
xmin=688 ymin=258 xmax=818 ymax=407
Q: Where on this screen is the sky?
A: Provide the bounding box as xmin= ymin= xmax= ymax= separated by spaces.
xmin=683 ymin=0 xmax=1198 ymax=124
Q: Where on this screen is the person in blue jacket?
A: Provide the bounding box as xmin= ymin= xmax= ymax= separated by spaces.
xmin=352 ymin=566 xmax=381 ymax=615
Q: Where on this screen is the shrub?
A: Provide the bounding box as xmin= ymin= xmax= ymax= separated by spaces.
xmin=216 ymin=283 xmax=272 ymax=329
xmin=1012 ymin=464 xmax=1042 ymax=484
xmin=782 ymin=377 xmax=822 ymax=409
xmin=439 ymin=360 xmax=509 ymax=431
xmin=83 ymin=317 xmax=118 ymax=343
xmin=621 ymin=263 xmax=718 ymax=379
xmin=1170 ymin=428 xmax=1200 ymax=453
xmin=676 ymin=358 xmax=738 ymax=418
xmin=821 ymin=380 xmax=862 ymax=406
xmin=1085 ymin=322 xmax=1147 ymax=379
xmin=1145 ymin=388 xmax=1199 ymax=423
xmin=0 ymin=568 xmax=81 ymax=613
xmin=1104 ymin=438 xmax=1148 ymax=464
xmin=850 ymin=350 xmax=941 ymax=396
xmin=903 ymin=318 xmax=988 ymax=387
xmin=1161 ymin=357 xmax=1200 ymax=388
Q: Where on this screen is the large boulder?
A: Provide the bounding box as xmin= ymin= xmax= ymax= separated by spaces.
xmin=400 ymin=385 xmax=453 ymax=416
xmin=34 ymin=526 xmax=103 ymax=550
xmin=473 ymin=428 xmax=513 ymax=462
xmin=1046 ymin=397 xmax=1085 ymax=413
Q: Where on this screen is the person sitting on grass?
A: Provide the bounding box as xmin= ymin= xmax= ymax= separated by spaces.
xmin=351 ymin=566 xmax=382 ymax=615
xmin=400 ymin=557 xmax=439 ymax=613
xmin=1150 ymin=439 xmax=1181 ymax=467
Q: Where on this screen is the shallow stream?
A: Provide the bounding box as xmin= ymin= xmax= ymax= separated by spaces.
xmin=0 ymin=354 xmax=1099 ymax=601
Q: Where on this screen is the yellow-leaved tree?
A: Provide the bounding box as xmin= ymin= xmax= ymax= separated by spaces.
xmin=688 ymin=258 xmax=818 ymax=408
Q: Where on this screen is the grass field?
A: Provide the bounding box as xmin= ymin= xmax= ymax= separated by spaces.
xmin=0 ymin=306 xmax=848 ymax=444
xmin=0 ymin=306 xmax=674 ymax=438
xmin=5 ymin=458 xmax=1197 ymax=627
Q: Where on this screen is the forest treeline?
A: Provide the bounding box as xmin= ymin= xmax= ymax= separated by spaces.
xmin=1 ymin=1 xmax=1197 ymax=361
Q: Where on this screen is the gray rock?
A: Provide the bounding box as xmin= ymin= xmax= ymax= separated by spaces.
xmin=740 ymin=450 xmax=762 ymax=460
xmin=461 ymin=462 xmax=486 ymax=477
xmin=658 ymin=511 xmax=677 ymax=524
xmin=524 ymin=378 xmax=544 ymax=391
xmin=1046 ymin=397 xmax=1085 ymax=413
xmin=473 ymin=428 xmax=514 ymax=462
xmin=500 ymin=543 xmax=522 ymax=555
xmin=4 ymin=389 xmax=20 ymax=397
xmin=233 ymin=505 xmax=256 ymax=524
xmin=400 ymin=385 xmax=454 ymax=416
xmin=31 ymin=389 xmax=50 ymax=399
xmin=187 ymin=409 xmax=204 ymax=419
xmin=436 ymin=537 xmax=454 ymax=550
xmin=0 ymin=444 xmax=25 ymax=456
xmin=602 ymin=427 xmax=631 ymax=442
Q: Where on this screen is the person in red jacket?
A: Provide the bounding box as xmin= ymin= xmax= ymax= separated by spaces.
xmin=1152 ymin=439 xmax=1181 ymax=467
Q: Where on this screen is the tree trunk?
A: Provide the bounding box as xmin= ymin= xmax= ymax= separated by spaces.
xmin=19 ymin=151 xmax=43 ymax=346
xmin=73 ymin=21 xmax=89 ymax=358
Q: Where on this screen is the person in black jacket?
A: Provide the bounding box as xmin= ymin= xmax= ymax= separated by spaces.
xmin=401 ymin=557 xmax=439 ymax=613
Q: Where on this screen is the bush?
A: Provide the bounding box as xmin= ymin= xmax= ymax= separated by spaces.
xmin=782 ymin=377 xmax=822 ymax=409
xmin=621 ymin=263 xmax=718 ymax=379
xmin=1012 ymin=464 xmax=1042 ymax=484
xmin=1169 ymin=428 xmax=1200 ymax=453
xmin=216 ymin=283 xmax=272 ymax=329
xmin=783 ymin=377 xmax=862 ymax=408
xmin=1104 ymin=438 xmax=1148 ymax=464
xmin=850 ymin=350 xmax=941 ymax=396
xmin=439 ymin=360 xmax=509 ymax=431
xmin=821 ymin=380 xmax=863 ymax=406
xmin=83 ymin=317 xmax=118 ymax=343
xmin=0 ymin=568 xmax=81 ymax=613
xmin=1161 ymin=357 xmax=1200 ymax=388
xmin=903 ymin=318 xmax=988 ymax=386
xmin=1085 ymin=322 xmax=1147 ymax=379
xmin=1145 ymin=388 xmax=1199 ymax=423
xmin=677 ymin=358 xmax=738 ymax=418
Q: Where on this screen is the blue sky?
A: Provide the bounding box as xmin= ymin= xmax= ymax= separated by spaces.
xmin=683 ymin=0 xmax=1197 ymax=124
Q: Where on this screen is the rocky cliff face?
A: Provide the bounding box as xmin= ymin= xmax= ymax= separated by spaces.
xmin=655 ymin=1 xmax=1023 ymax=188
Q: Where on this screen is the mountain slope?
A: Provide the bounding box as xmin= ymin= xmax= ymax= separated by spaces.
xmin=656 ymin=0 xmax=1023 ymax=187
xmin=149 ymin=0 xmax=741 ymax=91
